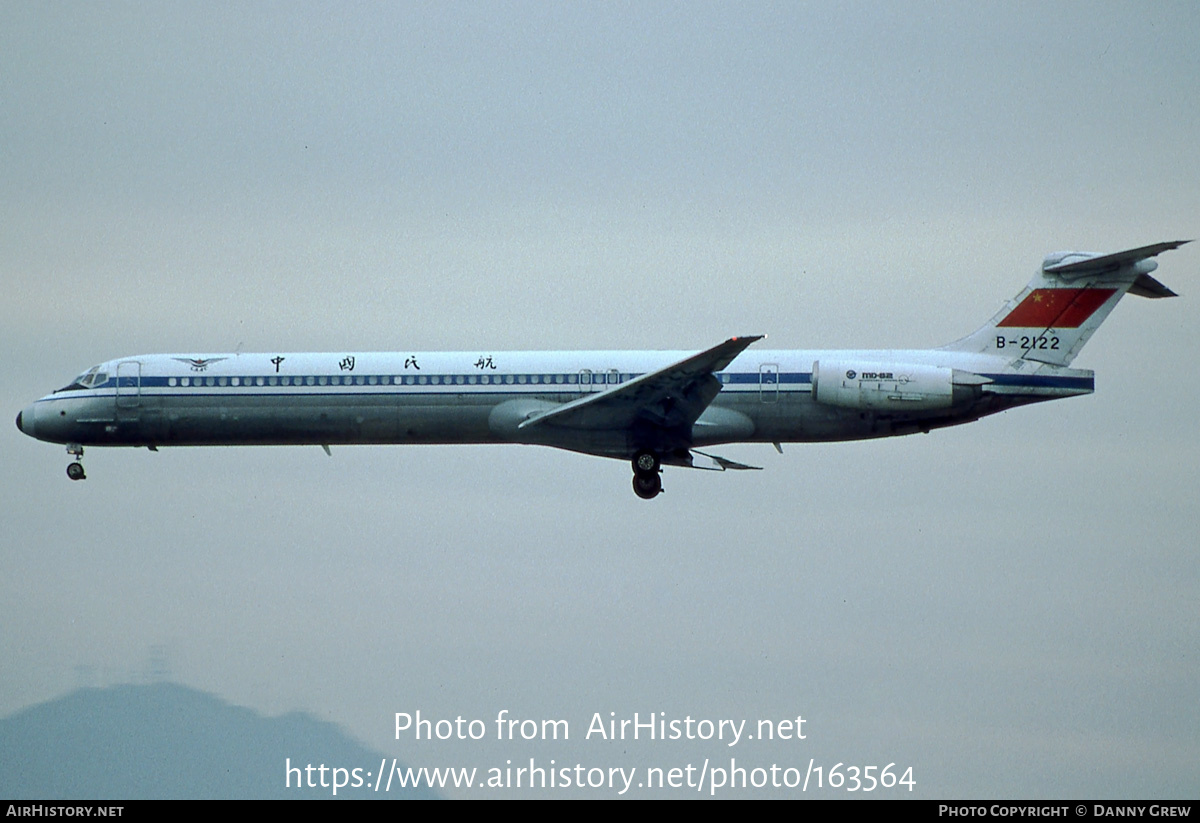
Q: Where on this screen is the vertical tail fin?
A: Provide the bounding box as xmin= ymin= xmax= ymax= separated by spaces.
xmin=940 ymin=241 xmax=1188 ymax=366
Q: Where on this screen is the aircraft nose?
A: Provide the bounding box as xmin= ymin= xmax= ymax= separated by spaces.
xmin=16 ymin=405 xmax=35 ymax=438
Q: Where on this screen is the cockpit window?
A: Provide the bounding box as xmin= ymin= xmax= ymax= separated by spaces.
xmin=55 ymin=366 xmax=104 ymax=393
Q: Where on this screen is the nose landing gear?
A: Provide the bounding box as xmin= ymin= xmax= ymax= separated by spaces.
xmin=631 ymin=450 xmax=662 ymax=499
xmin=66 ymin=444 xmax=86 ymax=481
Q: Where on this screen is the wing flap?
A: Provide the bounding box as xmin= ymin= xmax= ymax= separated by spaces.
xmin=664 ymin=449 xmax=762 ymax=471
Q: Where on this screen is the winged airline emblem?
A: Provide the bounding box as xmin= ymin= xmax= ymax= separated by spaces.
xmin=172 ymin=357 xmax=229 ymax=372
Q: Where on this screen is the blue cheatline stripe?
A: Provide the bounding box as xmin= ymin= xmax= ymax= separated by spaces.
xmin=723 ymin=373 xmax=811 ymax=385
xmin=99 ymin=371 xmax=815 ymax=389
xmin=74 ymin=370 xmax=1092 ymax=395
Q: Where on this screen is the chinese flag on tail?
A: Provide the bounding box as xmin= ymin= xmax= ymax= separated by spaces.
xmin=998 ymin=288 xmax=1116 ymax=328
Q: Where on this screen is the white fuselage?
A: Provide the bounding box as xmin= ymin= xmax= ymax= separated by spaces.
xmin=17 ymin=347 xmax=1093 ymax=460
xmin=18 ymin=241 xmax=1181 ymax=495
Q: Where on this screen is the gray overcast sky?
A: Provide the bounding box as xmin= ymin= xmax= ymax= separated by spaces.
xmin=3 ymin=2 xmax=1198 ymax=797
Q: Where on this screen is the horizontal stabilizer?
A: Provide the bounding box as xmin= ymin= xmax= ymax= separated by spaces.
xmin=1128 ymin=273 xmax=1178 ymax=299
xmin=1044 ymin=240 xmax=1191 ymax=278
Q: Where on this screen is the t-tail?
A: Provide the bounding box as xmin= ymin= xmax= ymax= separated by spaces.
xmin=941 ymin=240 xmax=1189 ymax=366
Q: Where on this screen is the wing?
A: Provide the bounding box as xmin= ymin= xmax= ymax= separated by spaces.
xmin=517 ymin=335 xmax=764 ymax=432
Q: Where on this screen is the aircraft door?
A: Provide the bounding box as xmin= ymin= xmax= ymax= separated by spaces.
xmin=579 ymin=369 xmax=620 ymax=393
xmin=759 ymin=363 xmax=779 ymax=402
xmin=116 ymin=360 xmax=141 ymax=417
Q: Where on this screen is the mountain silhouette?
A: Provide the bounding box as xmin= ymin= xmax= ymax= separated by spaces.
xmin=0 ymin=683 xmax=437 ymax=799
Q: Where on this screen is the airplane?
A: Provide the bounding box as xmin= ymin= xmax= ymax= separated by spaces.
xmin=16 ymin=240 xmax=1187 ymax=499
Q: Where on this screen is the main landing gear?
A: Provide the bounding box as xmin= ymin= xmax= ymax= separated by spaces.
xmin=66 ymin=444 xmax=86 ymax=481
xmin=631 ymin=450 xmax=662 ymax=500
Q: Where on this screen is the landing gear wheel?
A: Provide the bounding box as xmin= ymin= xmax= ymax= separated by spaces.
xmin=632 ymin=472 xmax=662 ymax=500
xmin=633 ymin=450 xmax=660 ymax=476
xmin=65 ymin=444 xmax=86 ymax=481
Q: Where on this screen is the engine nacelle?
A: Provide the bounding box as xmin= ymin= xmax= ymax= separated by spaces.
xmin=812 ymin=360 xmax=979 ymax=411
